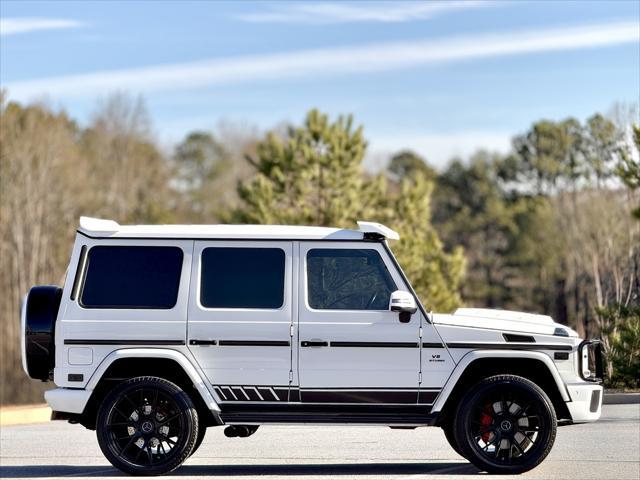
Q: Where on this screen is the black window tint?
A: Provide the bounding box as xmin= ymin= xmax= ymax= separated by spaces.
xmin=307 ymin=249 xmax=396 ymax=310
xmin=81 ymin=246 xmax=183 ymax=309
xmin=200 ymin=248 xmax=285 ymax=309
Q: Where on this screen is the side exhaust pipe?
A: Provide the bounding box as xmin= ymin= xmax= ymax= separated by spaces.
xmin=224 ymin=425 xmax=259 ymax=438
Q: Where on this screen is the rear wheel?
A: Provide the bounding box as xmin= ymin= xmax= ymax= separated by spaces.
xmin=189 ymin=422 xmax=207 ymax=457
xmin=96 ymin=376 xmax=198 ymax=475
xmin=453 ymin=375 xmax=557 ymax=474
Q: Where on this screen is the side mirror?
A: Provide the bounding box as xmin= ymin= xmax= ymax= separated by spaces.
xmin=389 ymin=290 xmax=417 ymax=323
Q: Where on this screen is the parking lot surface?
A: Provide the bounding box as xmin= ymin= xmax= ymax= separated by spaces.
xmin=1 ymin=404 xmax=638 ymax=480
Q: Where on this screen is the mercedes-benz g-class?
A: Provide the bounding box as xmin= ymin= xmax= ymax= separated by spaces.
xmin=21 ymin=217 xmax=603 ymax=475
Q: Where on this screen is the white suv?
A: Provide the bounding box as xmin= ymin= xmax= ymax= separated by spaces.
xmin=21 ymin=217 xmax=603 ymax=475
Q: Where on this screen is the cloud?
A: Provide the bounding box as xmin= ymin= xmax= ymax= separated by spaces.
xmin=7 ymin=20 xmax=639 ymax=101
xmin=236 ymin=1 xmax=489 ymax=24
xmin=0 ymin=17 xmax=83 ymax=36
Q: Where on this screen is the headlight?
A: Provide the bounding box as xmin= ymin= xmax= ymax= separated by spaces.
xmin=579 ymin=340 xmax=603 ymax=382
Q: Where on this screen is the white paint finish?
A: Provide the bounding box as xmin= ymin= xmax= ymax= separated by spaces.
xmin=356 ymin=221 xmax=399 ymax=240
xmin=60 ymin=237 xmax=193 ymax=324
xmin=435 ymin=323 xmax=578 ymax=348
xmin=454 ymin=308 xmax=555 ymax=325
xmin=84 ymin=348 xmax=220 ymax=412
xmin=78 ymin=216 xmax=399 ymax=241
xmin=60 ymin=321 xmax=185 ymax=342
xmin=67 ymin=347 xmax=92 ymax=365
xmin=44 ymin=388 xmax=92 ymax=414
xmin=297 ymin=242 xmax=422 ymax=389
xmin=53 ymin=236 xmax=193 ymax=387
xmin=430 ymin=350 xmax=572 ymax=414
xmin=187 ymin=241 xmax=294 ymax=387
xmin=566 ymin=383 xmax=603 ymax=422
xmin=433 ymin=312 xmax=576 ymax=337
xmin=420 ymin=337 xmax=456 ymax=387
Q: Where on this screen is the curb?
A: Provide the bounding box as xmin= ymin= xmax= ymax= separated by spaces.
xmin=603 ymin=393 xmax=640 ymax=405
xmin=0 ymin=404 xmax=51 ymax=426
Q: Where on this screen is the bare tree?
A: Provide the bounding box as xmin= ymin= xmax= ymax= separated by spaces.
xmin=0 ymin=98 xmax=87 ymax=404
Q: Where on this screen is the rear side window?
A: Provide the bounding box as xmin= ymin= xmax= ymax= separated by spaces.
xmin=307 ymin=249 xmax=396 ymax=310
xmin=80 ymin=246 xmax=183 ymax=309
xmin=200 ymin=247 xmax=285 ymax=309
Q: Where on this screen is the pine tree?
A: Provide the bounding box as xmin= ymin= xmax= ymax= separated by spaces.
xmin=233 ymin=109 xmax=464 ymax=312
xmin=233 ymin=109 xmax=384 ymax=226
xmin=382 ymin=174 xmax=465 ymax=312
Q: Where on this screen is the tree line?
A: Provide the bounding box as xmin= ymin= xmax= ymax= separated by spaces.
xmin=1 ymin=93 xmax=638 ymax=405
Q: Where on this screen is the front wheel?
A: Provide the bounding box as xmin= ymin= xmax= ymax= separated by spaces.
xmin=442 ymin=421 xmax=464 ymax=457
xmin=96 ymin=376 xmax=199 ymax=475
xmin=453 ymin=375 xmax=557 ymax=475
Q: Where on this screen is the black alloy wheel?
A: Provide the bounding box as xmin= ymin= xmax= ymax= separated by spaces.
xmin=453 ymin=375 xmax=557 ymax=474
xmin=97 ymin=376 xmax=199 ymax=475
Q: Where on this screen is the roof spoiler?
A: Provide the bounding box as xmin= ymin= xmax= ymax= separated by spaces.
xmin=79 ymin=216 xmax=120 ymax=235
xmin=78 ymin=216 xmax=400 ymax=240
xmin=357 ymin=221 xmax=400 ymax=241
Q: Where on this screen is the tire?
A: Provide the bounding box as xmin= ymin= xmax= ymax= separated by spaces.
xmin=96 ymin=376 xmax=199 ymax=476
xmin=189 ymin=423 xmax=207 ymax=457
xmin=453 ymin=374 xmax=557 ymax=475
xmin=442 ymin=421 xmax=465 ymax=458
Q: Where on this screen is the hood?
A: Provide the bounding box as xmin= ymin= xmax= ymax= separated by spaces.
xmin=432 ymin=308 xmax=578 ymax=337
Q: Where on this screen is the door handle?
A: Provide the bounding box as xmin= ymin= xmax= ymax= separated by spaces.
xmin=189 ymin=339 xmax=218 ymax=346
xmin=301 ymin=340 xmax=328 ymax=347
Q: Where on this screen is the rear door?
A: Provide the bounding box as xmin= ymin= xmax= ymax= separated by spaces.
xmin=187 ymin=241 xmax=294 ymax=404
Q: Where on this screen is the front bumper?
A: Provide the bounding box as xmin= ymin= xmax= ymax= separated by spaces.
xmin=566 ymin=382 xmax=603 ymax=423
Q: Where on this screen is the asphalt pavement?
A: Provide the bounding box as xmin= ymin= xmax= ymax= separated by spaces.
xmin=0 ymin=404 xmax=638 ymax=480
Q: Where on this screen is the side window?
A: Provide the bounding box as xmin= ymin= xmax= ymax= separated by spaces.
xmin=307 ymin=248 xmax=396 ymax=310
xmin=200 ymin=247 xmax=285 ymax=309
xmin=81 ymin=246 xmax=183 ymax=309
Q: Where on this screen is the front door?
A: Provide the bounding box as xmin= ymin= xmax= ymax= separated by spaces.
xmin=296 ymin=242 xmax=421 ymax=405
xmin=187 ymin=241 xmax=294 ymax=404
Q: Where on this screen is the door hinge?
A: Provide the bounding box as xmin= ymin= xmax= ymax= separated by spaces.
xmin=290 ymin=324 xmax=294 ymax=337
xmin=419 ymin=372 xmax=422 ymax=384
xmin=419 ymin=326 xmax=423 ymax=338
xmin=289 ymin=370 xmax=293 ymax=382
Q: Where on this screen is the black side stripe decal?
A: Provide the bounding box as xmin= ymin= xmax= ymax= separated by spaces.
xmin=213 ymin=386 xmax=441 ymax=405
xmin=64 ymin=339 xmax=568 ymax=351
xmin=218 ymin=340 xmax=290 ymax=347
xmin=213 ymin=385 xmax=289 ymax=402
xmin=64 ymin=339 xmax=185 ymax=346
xmin=301 ymin=390 xmax=421 ymax=404
xmin=446 ymin=342 xmax=572 ymax=351
xmin=330 ymin=341 xmax=419 ymax=348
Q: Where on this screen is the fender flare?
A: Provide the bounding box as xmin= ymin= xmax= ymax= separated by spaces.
xmin=86 ymin=348 xmax=220 ymax=413
xmin=431 ymin=350 xmax=571 ymax=413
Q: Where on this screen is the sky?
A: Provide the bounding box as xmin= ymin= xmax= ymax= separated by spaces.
xmin=1 ymin=1 xmax=639 ymax=168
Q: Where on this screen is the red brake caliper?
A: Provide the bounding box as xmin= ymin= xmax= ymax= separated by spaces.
xmin=480 ymin=405 xmax=493 ymax=442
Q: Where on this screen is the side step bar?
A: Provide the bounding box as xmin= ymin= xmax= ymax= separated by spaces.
xmin=220 ymin=411 xmax=437 ymax=426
